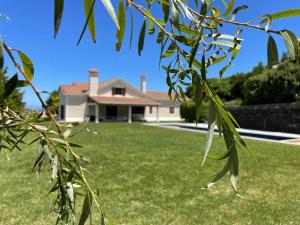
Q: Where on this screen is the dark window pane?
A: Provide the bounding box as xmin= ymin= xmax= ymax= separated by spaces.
xmin=169 ymin=107 xmax=175 ymax=114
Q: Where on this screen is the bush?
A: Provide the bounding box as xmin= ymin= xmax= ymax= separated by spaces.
xmin=243 ymin=62 xmax=300 ymax=105
xmin=180 ymin=101 xmax=208 ymax=123
xmin=242 ymin=74 xmax=266 ymax=105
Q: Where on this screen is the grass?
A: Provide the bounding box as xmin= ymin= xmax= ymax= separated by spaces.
xmin=1 ymin=123 xmax=300 ymax=225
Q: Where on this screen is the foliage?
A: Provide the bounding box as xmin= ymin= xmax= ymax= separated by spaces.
xmin=243 ymin=61 xmax=300 ymax=105
xmin=180 ymin=101 xmax=208 ymax=123
xmin=46 ymin=90 xmax=60 ymax=114
xmin=1 ymin=0 xmax=300 ymax=224
xmin=0 ymin=68 xmax=24 ymax=110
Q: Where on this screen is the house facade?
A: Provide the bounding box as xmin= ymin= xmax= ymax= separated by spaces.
xmin=58 ymin=68 xmax=182 ymax=123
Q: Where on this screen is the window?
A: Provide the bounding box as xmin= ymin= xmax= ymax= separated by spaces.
xmin=149 ymin=106 xmax=153 ymax=114
xmin=112 ymin=87 xmax=126 ymax=96
xmin=169 ymin=106 xmax=175 ymax=114
xmin=60 ymin=105 xmax=65 ymax=120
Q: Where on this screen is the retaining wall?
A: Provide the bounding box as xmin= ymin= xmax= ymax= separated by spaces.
xmin=227 ymin=103 xmax=300 ymax=133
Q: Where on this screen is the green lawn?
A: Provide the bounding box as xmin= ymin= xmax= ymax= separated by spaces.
xmin=1 ymin=123 xmax=300 ymax=225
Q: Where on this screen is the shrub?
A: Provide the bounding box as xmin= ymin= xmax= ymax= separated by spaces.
xmin=180 ymin=101 xmax=208 ymax=123
xmin=243 ymin=62 xmax=300 ymax=105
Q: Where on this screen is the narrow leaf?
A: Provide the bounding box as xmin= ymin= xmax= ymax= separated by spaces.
xmin=116 ymin=0 xmax=126 ymax=51
xmin=101 ymin=0 xmax=120 ymax=29
xmin=54 ymin=0 xmax=64 ymax=37
xmin=85 ymin=0 xmax=96 ymax=42
xmin=281 ymin=30 xmax=299 ymax=61
xmin=0 ymin=39 xmax=3 ymax=71
xmin=224 ymin=0 xmax=235 ymax=17
xmin=4 ymin=74 xmax=18 ymax=98
xmin=17 ymin=50 xmax=34 ymax=86
xmin=192 ymin=72 xmax=203 ymax=121
xmin=138 ymin=21 xmax=146 ymax=56
xmin=267 ymin=35 xmax=279 ymax=68
xmin=202 ymin=100 xmax=217 ymax=166
xmin=77 ymin=0 xmax=96 ymax=45
xmin=261 ymin=8 xmax=300 ymax=23
xmin=161 ymin=42 xmax=176 ymax=58
xmin=78 ymin=191 xmax=92 ymax=225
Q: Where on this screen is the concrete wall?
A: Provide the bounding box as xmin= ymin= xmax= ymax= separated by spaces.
xmin=65 ymin=96 xmax=88 ymax=122
xmin=228 ymin=103 xmax=300 ymax=133
xmin=144 ymin=105 xmax=182 ymax=122
xmin=99 ymin=80 xmax=139 ymax=98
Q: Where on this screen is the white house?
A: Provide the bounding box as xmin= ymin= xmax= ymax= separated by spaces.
xmin=58 ymin=68 xmax=182 ymax=123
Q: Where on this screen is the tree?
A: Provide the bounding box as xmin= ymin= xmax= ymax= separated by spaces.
xmin=1 ymin=1 xmax=300 ymax=224
xmin=0 ymin=68 xmax=24 ymax=110
xmin=46 ymin=90 xmax=60 ymax=114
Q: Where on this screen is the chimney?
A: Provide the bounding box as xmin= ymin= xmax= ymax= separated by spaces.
xmin=89 ymin=68 xmax=99 ymax=96
xmin=140 ymin=75 xmax=146 ymax=94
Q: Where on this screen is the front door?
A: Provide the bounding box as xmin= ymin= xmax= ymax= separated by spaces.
xmin=106 ymin=106 xmax=118 ymax=120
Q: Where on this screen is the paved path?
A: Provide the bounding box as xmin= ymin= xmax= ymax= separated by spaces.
xmin=145 ymin=123 xmax=300 ymax=145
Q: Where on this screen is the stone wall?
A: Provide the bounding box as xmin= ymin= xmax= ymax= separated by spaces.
xmin=227 ymin=103 xmax=300 ymax=133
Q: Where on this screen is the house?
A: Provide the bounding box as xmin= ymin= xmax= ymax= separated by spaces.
xmin=58 ymin=68 xmax=182 ymax=123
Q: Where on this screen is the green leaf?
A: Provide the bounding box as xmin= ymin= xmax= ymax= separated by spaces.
xmin=161 ymin=42 xmax=176 ymax=58
xmin=4 ymin=74 xmax=18 ymax=98
xmin=261 ymin=8 xmax=300 ymax=23
xmin=189 ymin=35 xmax=201 ymax=68
xmin=267 ymin=35 xmax=279 ymax=68
xmin=116 ymin=0 xmax=126 ymax=51
xmin=77 ymin=0 xmax=97 ymax=45
xmin=232 ymin=5 xmax=248 ymax=16
xmin=281 ymin=30 xmax=299 ymax=61
xmin=101 ymin=0 xmax=119 ymax=29
xmin=50 ymin=155 xmax=58 ymax=182
xmin=171 ymin=0 xmax=178 ymax=25
xmin=148 ymin=19 xmax=155 ymax=35
xmin=205 ymin=157 xmax=231 ymax=189
xmin=78 ymin=191 xmax=92 ymax=225
xmin=66 ymin=182 xmax=74 ymax=208
xmin=54 ymin=0 xmax=64 ymax=37
xmin=224 ymin=0 xmax=235 ymax=17
xmin=156 ymin=29 xmax=164 ymax=44
xmin=0 ymin=39 xmax=3 ymax=72
xmin=230 ymin=148 xmax=239 ymax=193
xmin=202 ymin=100 xmax=217 ymax=166
xmin=162 ymin=0 xmax=170 ymax=22
xmin=17 ymin=50 xmax=34 ymax=86
xmin=129 ymin=8 xmax=134 ymax=49
xmin=201 ymin=55 xmax=206 ymax=81
xmin=192 ymin=72 xmax=203 ymax=121
xmin=138 ymin=21 xmax=146 ymax=56
xmin=219 ymin=64 xmax=230 ymax=78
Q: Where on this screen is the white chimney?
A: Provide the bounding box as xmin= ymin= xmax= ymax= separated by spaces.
xmin=89 ymin=68 xmax=99 ymax=96
xmin=140 ymin=75 xmax=147 ymax=94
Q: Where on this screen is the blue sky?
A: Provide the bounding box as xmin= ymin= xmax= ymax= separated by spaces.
xmin=0 ymin=1 xmax=299 ymax=108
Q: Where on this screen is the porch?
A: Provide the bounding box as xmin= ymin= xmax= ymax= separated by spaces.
xmin=87 ymin=104 xmax=159 ymax=123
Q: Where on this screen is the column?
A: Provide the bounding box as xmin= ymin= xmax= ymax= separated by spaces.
xmin=128 ymin=105 xmax=132 ymax=123
xmin=156 ymin=105 xmax=160 ymax=123
xmin=95 ymin=104 xmax=99 ymax=123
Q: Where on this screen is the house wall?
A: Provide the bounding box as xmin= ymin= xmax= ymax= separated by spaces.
xmin=98 ymin=80 xmax=140 ymax=98
xmin=65 ymin=96 xmax=88 ymax=122
xmin=144 ymin=105 xmax=182 ymax=122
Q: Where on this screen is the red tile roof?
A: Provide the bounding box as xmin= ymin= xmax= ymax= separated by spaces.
xmin=89 ymin=96 xmax=159 ymax=106
xmin=146 ymin=91 xmax=173 ymax=100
